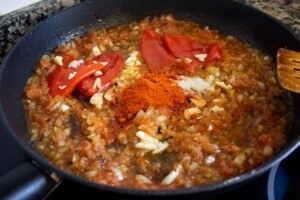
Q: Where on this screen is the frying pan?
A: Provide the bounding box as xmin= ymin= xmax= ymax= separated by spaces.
xmin=0 ymin=0 xmax=299 ymax=199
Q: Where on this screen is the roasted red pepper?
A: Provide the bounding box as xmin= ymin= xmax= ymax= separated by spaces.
xmin=95 ymin=52 xmax=124 ymax=86
xmin=76 ymin=78 xmax=97 ymax=97
xmin=141 ymin=29 xmax=176 ymax=73
xmin=163 ymin=34 xmax=222 ymax=72
xmin=48 ymin=60 xmax=104 ymax=96
xmin=204 ymin=44 xmax=223 ymax=64
xmin=141 ymin=29 xmax=223 ymax=73
xmin=163 ymin=35 xmax=208 ymax=58
xmin=77 ymin=52 xmax=124 ymax=97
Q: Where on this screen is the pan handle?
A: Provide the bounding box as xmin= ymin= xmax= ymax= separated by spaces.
xmin=0 ymin=161 xmax=62 ymax=200
xmin=0 ymin=65 xmax=61 ymax=199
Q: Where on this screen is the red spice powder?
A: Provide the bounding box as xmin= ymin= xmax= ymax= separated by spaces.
xmin=115 ymin=73 xmax=186 ymax=122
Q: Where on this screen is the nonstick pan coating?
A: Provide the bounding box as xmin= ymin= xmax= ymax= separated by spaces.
xmin=0 ymin=0 xmax=299 ymax=197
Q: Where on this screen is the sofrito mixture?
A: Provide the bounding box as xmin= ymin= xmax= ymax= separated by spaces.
xmin=23 ymin=15 xmax=291 ymax=189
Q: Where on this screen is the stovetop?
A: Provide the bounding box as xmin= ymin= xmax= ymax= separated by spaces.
xmin=1 ymin=124 xmax=299 ymax=199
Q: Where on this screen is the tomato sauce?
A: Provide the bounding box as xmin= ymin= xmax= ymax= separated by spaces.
xmin=23 ymin=15 xmax=291 ymax=189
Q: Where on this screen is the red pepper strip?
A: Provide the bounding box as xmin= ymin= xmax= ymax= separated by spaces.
xmin=141 ymin=29 xmax=176 ymax=73
xmin=95 ymin=52 xmax=124 ymax=85
xmin=77 ymin=52 xmax=124 ymax=97
xmin=163 ymin=34 xmax=223 ymax=71
xmin=76 ymin=78 xmax=96 ymax=97
xmin=163 ymin=35 xmax=209 ymax=58
xmin=204 ymin=44 xmax=223 ymax=65
xmin=48 ymin=61 xmax=104 ymax=96
xmin=163 ymin=35 xmax=206 ymax=72
xmin=176 ymin=59 xmax=200 ymax=73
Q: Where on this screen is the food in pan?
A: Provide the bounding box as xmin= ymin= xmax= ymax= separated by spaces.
xmin=23 ymin=15 xmax=291 ymax=189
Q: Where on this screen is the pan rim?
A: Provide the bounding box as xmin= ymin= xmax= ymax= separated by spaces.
xmin=0 ymin=0 xmax=300 ymax=196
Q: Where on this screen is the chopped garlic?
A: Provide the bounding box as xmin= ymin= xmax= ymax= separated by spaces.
xmin=135 ymin=131 xmax=168 ymax=154
xmin=257 ymin=125 xmax=263 ymax=132
xmin=250 ymin=94 xmax=256 ymax=100
xmin=54 ymin=56 xmax=63 ymax=66
xmin=258 ymin=82 xmax=265 ymax=90
xmin=92 ymin=46 xmax=101 ymax=56
xmin=207 ymin=75 xmax=215 ymax=83
xmin=189 ymin=162 xmax=199 ymax=171
xmin=177 ymin=77 xmax=212 ymax=93
xmin=263 ymin=145 xmax=273 ymax=156
xmin=157 ymin=115 xmax=168 ymax=122
xmin=233 ymin=153 xmax=246 ymax=167
xmin=237 ymin=63 xmax=244 ymax=70
xmin=183 ymin=58 xmax=193 ymax=64
xmin=51 ymin=102 xmax=62 ymax=111
xmin=99 ymin=62 xmax=108 ymax=67
xmin=206 ymin=155 xmax=215 ymax=164
xmin=68 ymin=60 xmax=84 ymax=68
xmin=133 ymin=25 xmax=140 ymax=30
xmin=269 ymin=77 xmax=277 ymax=84
xmin=204 ymin=26 xmax=210 ymax=31
xmin=58 ymin=140 xmax=65 ymax=146
xmin=94 ymin=71 xmax=103 ymax=76
xmin=214 ymin=144 xmax=221 ymax=153
xmin=215 ymin=81 xmax=232 ymax=90
xmin=136 ymin=175 xmax=152 ymax=184
xmin=93 ymin=78 xmax=101 ymax=90
xmin=99 ymin=44 xmax=106 ymax=52
xmin=60 ymin=104 xmax=70 ymax=112
xmin=85 ymin=170 xmax=98 ymax=178
xmin=104 ymin=87 xmax=114 ymax=102
xmin=207 ymin=66 xmax=219 ymax=74
xmin=186 ymin=125 xmax=197 ymax=133
xmin=58 ymin=85 xmax=66 ymax=90
xmin=190 ymin=98 xmax=206 ymax=107
xmin=166 ymin=15 xmax=174 ymax=22
xmin=237 ymin=94 xmax=244 ymax=103
xmin=135 ymin=110 xmax=145 ymax=119
xmin=68 ymin=71 xmax=77 ymax=80
xmin=208 ymin=123 xmax=213 ymax=131
xmin=210 ymin=106 xmax=224 ymax=113
xmin=161 ymin=164 xmax=182 ymax=185
xmin=227 ymin=35 xmax=235 ymax=40
xmin=175 ymin=59 xmax=182 ymax=63
xmin=63 ymin=128 xmax=71 ymax=135
xmin=230 ymin=74 xmax=236 ymax=83
xmin=112 ymin=167 xmax=124 ymax=181
xmin=194 ymin=53 xmax=207 ymax=62
xmin=136 ymin=60 xmax=142 ymax=66
xmin=90 ymin=93 xmax=103 ymax=109
xmin=104 ymin=38 xmax=113 ymax=47
xmin=125 ymin=51 xmax=141 ymax=67
xmin=184 ymin=107 xmax=201 ymax=120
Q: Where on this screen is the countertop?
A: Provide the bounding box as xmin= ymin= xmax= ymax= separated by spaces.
xmin=0 ymin=0 xmax=299 ymax=63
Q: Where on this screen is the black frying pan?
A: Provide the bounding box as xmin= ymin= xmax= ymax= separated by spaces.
xmin=0 ymin=0 xmax=299 ymax=199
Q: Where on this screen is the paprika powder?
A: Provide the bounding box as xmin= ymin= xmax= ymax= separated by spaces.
xmin=115 ymin=73 xmax=186 ymax=122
